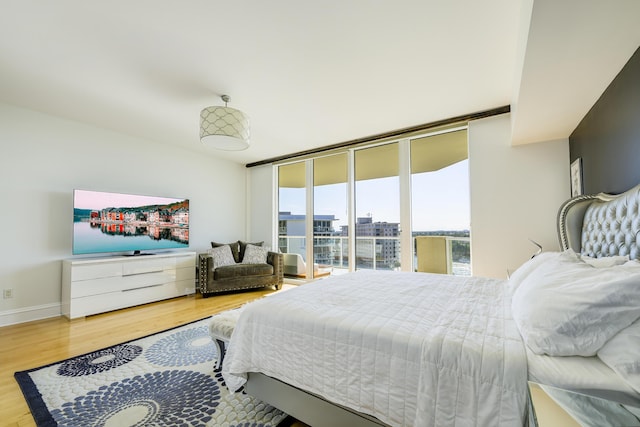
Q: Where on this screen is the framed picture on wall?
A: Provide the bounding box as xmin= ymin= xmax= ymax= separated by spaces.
xmin=570 ymin=158 xmax=583 ymax=197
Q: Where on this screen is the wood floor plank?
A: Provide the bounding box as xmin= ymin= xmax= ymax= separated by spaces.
xmin=0 ymin=286 xmax=290 ymax=426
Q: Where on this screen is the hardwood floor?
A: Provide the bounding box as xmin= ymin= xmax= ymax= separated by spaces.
xmin=0 ymin=285 xmax=303 ymax=427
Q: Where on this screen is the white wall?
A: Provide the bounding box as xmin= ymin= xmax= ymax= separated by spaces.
xmin=0 ymin=103 xmax=246 ymax=325
xmin=247 ymin=164 xmax=275 ymax=247
xmin=469 ymin=113 xmax=570 ymax=278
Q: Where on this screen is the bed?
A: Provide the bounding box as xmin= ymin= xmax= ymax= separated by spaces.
xmin=222 ymin=184 xmax=640 ymax=426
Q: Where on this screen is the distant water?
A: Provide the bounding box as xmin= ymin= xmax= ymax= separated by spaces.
xmin=73 ymin=222 xmax=187 ymax=255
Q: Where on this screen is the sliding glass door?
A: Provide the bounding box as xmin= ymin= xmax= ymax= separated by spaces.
xmin=278 ymin=162 xmax=307 ymax=277
xmin=354 ymin=143 xmax=402 ymax=270
xmin=276 ymin=128 xmax=470 ymax=278
xmin=313 ymin=154 xmax=348 ymax=275
xmin=411 ymin=130 xmax=470 ymax=275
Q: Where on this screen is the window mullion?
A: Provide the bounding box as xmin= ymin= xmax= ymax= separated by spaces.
xmin=399 ymin=139 xmax=413 ymax=271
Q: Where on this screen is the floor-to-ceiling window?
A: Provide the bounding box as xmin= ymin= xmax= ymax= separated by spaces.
xmin=276 ymin=127 xmax=470 ymax=278
xmin=313 ymin=154 xmax=348 ymax=275
xmin=410 ymin=129 xmax=470 ymax=275
xmin=353 ymin=143 xmax=401 ymax=270
xmin=278 ymin=162 xmax=307 ymax=277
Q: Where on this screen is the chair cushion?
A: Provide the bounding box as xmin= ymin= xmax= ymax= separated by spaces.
xmin=209 ymin=307 xmax=244 ymax=341
xmin=214 ymin=263 xmax=274 ymax=280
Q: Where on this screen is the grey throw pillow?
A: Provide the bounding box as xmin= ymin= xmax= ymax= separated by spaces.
xmin=241 ymin=244 xmax=268 ymax=264
xmin=212 ymin=241 xmax=240 ymax=263
xmin=239 ymin=240 xmax=264 ymax=262
xmin=208 ymin=245 xmax=237 ymax=269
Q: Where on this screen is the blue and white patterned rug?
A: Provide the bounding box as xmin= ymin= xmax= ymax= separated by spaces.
xmin=15 ymin=318 xmax=288 ymax=427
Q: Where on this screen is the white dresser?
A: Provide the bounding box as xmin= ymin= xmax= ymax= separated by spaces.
xmin=62 ymin=251 xmax=196 ymax=319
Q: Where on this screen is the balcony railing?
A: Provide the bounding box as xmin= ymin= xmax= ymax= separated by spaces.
xmin=415 ymin=236 xmax=470 ymax=276
xmin=279 ymin=234 xmax=470 ymax=276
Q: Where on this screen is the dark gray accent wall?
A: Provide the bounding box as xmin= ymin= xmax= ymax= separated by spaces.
xmin=569 ymin=47 xmax=640 ymax=195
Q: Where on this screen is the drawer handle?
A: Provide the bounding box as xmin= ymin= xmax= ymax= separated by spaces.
xmin=122 ymin=284 xmax=164 ymax=292
xmin=123 ymin=269 xmax=164 ymax=277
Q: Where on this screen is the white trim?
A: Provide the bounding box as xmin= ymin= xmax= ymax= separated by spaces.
xmin=0 ymin=303 xmax=61 ymax=327
xmin=305 ymin=159 xmax=314 ymax=279
xmin=246 ymin=167 xmax=251 ymax=240
xmin=347 ymin=149 xmax=356 ymax=271
xmin=272 ymin=165 xmax=279 ymax=251
xmin=399 ymin=138 xmax=413 ymax=271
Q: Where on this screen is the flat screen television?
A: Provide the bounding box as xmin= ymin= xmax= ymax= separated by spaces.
xmin=73 ymin=189 xmax=189 ymax=255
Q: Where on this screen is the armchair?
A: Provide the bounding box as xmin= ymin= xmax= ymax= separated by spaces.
xmin=282 ymin=253 xmax=332 ymax=278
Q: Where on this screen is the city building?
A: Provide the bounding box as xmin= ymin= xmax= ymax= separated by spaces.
xmin=278 ymin=212 xmax=338 ymax=265
xmin=341 ymin=216 xmax=400 ymax=270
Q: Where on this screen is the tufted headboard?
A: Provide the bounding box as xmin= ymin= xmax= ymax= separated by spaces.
xmin=558 ymin=183 xmax=640 ymax=259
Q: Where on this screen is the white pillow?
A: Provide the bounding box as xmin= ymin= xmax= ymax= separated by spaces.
xmin=241 ymin=244 xmax=268 ymax=264
xmin=512 ymin=249 xmax=640 ymax=356
xmin=581 ymin=254 xmax=629 ymax=268
xmin=598 ymin=318 xmax=640 ymax=394
xmin=620 ymin=259 xmax=640 ymax=271
xmin=506 ymin=251 xmax=560 ymax=295
xmin=207 ymin=245 xmax=236 ymax=269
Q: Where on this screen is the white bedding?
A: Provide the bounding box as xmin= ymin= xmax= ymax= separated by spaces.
xmin=526 ymin=348 xmax=640 ymax=398
xmin=222 ymin=270 xmax=528 ymax=426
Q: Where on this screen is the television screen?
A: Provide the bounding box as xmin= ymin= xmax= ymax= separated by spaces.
xmin=73 ymin=189 xmax=189 ymax=255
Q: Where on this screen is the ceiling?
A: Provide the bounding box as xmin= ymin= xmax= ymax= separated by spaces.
xmin=0 ymin=0 xmax=638 ymax=165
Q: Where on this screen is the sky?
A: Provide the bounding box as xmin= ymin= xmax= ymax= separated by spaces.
xmin=74 ymin=189 xmax=187 ymax=210
xmin=280 ymin=159 xmax=470 ymax=232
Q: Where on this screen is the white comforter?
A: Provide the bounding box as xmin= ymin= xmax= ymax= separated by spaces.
xmin=223 ymin=270 xmax=527 ymax=426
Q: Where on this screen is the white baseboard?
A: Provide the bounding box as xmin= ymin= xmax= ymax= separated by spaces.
xmin=0 ymin=303 xmax=61 ymax=327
